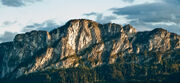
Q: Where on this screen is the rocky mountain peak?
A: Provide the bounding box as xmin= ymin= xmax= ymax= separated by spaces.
xmin=123 ymin=24 xmax=136 ymax=34
xmin=64 ymin=19 xmax=99 ymax=30
xmin=0 ymin=19 xmax=180 ymax=81
xmin=150 ymin=28 xmax=168 ymax=35
xmin=67 ymin=19 xmax=98 ymax=24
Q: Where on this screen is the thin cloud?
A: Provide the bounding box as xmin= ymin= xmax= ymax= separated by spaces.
xmin=1 ymin=0 xmax=43 ymax=7
xmin=84 ymin=12 xmax=97 ymax=16
xmin=110 ymin=0 xmax=180 ymax=34
xmin=84 ymin=12 xmax=117 ymax=24
xmin=23 ymin=20 xmax=60 ymax=32
xmin=0 ymin=20 xmax=61 ymax=43
xmin=122 ymin=0 xmax=134 ymax=3
xmin=164 ymin=0 xmax=180 ymax=4
xmin=0 ymin=31 xmax=17 ymax=43
xmin=2 ymin=21 xmax=17 ymax=26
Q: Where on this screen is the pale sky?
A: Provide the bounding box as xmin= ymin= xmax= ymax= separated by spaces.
xmin=0 ymin=0 xmax=179 ymax=42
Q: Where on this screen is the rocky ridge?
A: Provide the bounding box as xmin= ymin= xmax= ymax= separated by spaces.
xmin=0 ymin=19 xmax=180 ymax=81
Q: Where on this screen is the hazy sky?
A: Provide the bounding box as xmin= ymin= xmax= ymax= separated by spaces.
xmin=0 ymin=0 xmax=180 ymax=42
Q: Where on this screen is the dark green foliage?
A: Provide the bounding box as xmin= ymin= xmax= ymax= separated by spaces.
xmin=2 ymin=49 xmax=180 ymax=83
xmin=5 ymin=61 xmax=180 ymax=83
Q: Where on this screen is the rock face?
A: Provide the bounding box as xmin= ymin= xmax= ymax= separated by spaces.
xmin=0 ymin=19 xmax=180 ymax=81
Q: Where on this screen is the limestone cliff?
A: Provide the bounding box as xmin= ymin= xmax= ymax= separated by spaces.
xmin=0 ymin=19 xmax=180 ymax=80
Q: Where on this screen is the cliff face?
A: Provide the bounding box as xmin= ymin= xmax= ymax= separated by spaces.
xmin=0 ymin=19 xmax=180 ymax=80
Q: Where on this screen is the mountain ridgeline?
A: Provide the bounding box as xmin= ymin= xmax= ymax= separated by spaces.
xmin=0 ymin=19 xmax=180 ymax=83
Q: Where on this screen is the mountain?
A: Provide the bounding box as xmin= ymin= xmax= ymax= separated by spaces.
xmin=0 ymin=19 xmax=180 ymax=83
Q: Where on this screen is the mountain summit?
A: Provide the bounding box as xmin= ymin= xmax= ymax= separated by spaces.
xmin=0 ymin=19 xmax=180 ymax=83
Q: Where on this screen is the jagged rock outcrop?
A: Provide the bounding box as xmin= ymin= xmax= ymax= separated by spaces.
xmin=0 ymin=19 xmax=180 ymax=81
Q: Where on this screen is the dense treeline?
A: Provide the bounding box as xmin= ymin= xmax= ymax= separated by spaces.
xmin=1 ymin=49 xmax=180 ymax=83
xmin=6 ymin=63 xmax=180 ymax=83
